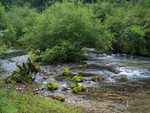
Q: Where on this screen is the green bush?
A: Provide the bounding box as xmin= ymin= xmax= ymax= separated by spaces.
xmin=46 ymin=83 xmax=58 ymax=90
xmin=19 ymin=1 xmax=113 ymax=63
xmin=73 ymin=86 xmax=86 ymax=93
xmin=62 ymin=67 xmax=72 ymax=76
xmin=73 ymin=75 xmax=84 ymax=82
xmin=105 ymin=1 xmax=150 ymax=55
xmin=0 ymin=3 xmax=15 ymax=48
xmin=71 ymin=84 xmax=78 ymax=89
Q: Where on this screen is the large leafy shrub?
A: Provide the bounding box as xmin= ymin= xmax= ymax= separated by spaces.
xmin=19 ymin=0 xmax=113 ymax=63
xmin=0 ymin=2 xmax=15 ymax=47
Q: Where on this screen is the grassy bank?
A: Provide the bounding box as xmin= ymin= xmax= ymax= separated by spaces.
xmin=0 ymin=84 xmax=83 ymax=113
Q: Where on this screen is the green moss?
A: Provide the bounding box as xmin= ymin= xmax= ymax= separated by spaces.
xmin=115 ymin=64 xmax=122 ymax=67
xmin=77 ymin=71 xmax=83 ymax=74
xmin=62 ymin=71 xmax=72 ymax=76
xmin=52 ymin=73 xmax=58 ymax=77
xmin=80 ymin=56 xmax=88 ymax=60
xmin=51 ymin=69 xmax=55 ymax=71
xmin=62 ymin=67 xmax=72 ymax=76
xmin=121 ymin=77 xmax=126 ymax=81
xmin=73 ymin=75 xmax=83 ymax=82
xmin=79 ymin=65 xmax=82 ymax=68
xmin=61 ymin=87 xmax=68 ymax=91
xmin=49 ymin=95 xmax=65 ymax=102
xmin=91 ymin=76 xmax=96 ymax=81
xmin=73 ymin=86 xmax=86 ymax=93
xmin=80 ymin=86 xmax=86 ymax=91
xmin=65 ymin=77 xmax=73 ymax=81
xmin=46 ymin=83 xmax=58 ymax=90
xmin=8 ymin=58 xmax=14 ymax=62
xmin=97 ymin=76 xmax=104 ymax=81
xmin=71 ymin=84 xmax=78 ymax=89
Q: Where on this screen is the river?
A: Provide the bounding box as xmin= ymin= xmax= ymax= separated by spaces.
xmin=0 ymin=48 xmax=150 ymax=113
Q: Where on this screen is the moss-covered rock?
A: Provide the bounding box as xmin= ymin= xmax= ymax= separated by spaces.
xmin=52 ymin=73 xmax=58 ymax=77
xmin=91 ymin=76 xmax=96 ymax=81
xmin=77 ymin=71 xmax=83 ymax=74
xmin=61 ymin=87 xmax=68 ymax=91
xmin=97 ymin=76 xmax=104 ymax=81
xmin=121 ymin=77 xmax=126 ymax=82
xmin=73 ymin=86 xmax=86 ymax=93
xmin=73 ymin=75 xmax=83 ymax=82
xmin=65 ymin=77 xmax=73 ymax=81
xmin=62 ymin=67 xmax=72 ymax=76
xmin=79 ymin=65 xmax=82 ymax=68
xmin=71 ymin=84 xmax=78 ymax=89
xmin=46 ymin=83 xmax=58 ymax=90
xmin=62 ymin=71 xmax=72 ymax=76
xmin=49 ymin=95 xmax=65 ymax=102
xmin=51 ymin=69 xmax=55 ymax=71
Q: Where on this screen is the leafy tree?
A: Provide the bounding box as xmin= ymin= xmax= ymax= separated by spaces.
xmin=7 ymin=5 xmax=39 ymax=41
xmin=0 ymin=2 xmax=15 ymax=48
xmin=105 ymin=0 xmax=150 ymax=55
xmin=19 ymin=0 xmax=113 ymax=63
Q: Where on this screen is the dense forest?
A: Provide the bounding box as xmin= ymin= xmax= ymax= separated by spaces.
xmin=0 ymin=0 xmax=150 ymax=63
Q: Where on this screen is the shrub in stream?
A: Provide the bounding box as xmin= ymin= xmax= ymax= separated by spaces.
xmin=71 ymin=84 xmax=78 ymax=89
xmin=120 ymin=77 xmax=126 ymax=82
xmin=77 ymin=71 xmax=83 ymax=74
xmin=73 ymin=86 xmax=86 ymax=93
xmin=73 ymin=75 xmax=83 ymax=82
xmin=97 ymin=76 xmax=104 ymax=81
xmin=92 ymin=76 xmax=96 ymax=81
xmin=62 ymin=67 xmax=72 ymax=76
xmin=46 ymin=83 xmax=58 ymax=90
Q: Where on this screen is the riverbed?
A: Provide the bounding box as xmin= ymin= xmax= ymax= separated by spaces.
xmin=0 ymin=48 xmax=150 ymax=113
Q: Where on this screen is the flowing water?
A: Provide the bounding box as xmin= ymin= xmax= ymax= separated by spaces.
xmin=0 ymin=48 xmax=150 ymax=113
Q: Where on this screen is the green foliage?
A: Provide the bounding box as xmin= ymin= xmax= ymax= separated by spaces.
xmin=0 ymin=3 xmax=15 ymax=48
xmin=92 ymin=76 xmax=104 ymax=81
xmin=97 ymin=76 xmax=104 ymax=81
xmin=5 ymin=59 xmax=40 ymax=83
xmin=79 ymin=65 xmax=82 ymax=68
xmin=0 ymin=85 xmax=82 ymax=112
xmin=120 ymin=76 xmax=126 ymax=82
xmin=19 ymin=1 xmax=113 ymax=63
xmin=49 ymin=95 xmax=65 ymax=102
xmin=105 ymin=1 xmax=150 ymax=55
xmin=92 ymin=76 xmax=96 ymax=81
xmin=62 ymin=67 xmax=72 ymax=76
xmin=7 ymin=5 xmax=39 ymax=40
xmin=77 ymin=71 xmax=83 ymax=74
xmin=71 ymin=84 xmax=78 ymax=89
xmin=52 ymin=73 xmax=58 ymax=77
xmin=73 ymin=85 xmax=86 ymax=93
xmin=46 ymin=83 xmax=58 ymax=90
xmin=73 ymin=75 xmax=84 ymax=82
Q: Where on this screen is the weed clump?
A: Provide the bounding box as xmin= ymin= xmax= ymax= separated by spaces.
xmin=73 ymin=75 xmax=83 ymax=82
xmin=77 ymin=71 xmax=83 ymax=74
xmin=49 ymin=95 xmax=65 ymax=102
xmin=62 ymin=67 xmax=72 ymax=76
xmin=73 ymin=86 xmax=86 ymax=93
xmin=46 ymin=83 xmax=58 ymax=90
